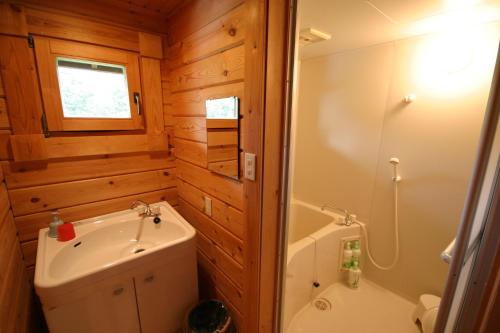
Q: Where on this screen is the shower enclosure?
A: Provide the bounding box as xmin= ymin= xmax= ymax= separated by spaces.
xmin=277 ymin=1 xmax=500 ymax=332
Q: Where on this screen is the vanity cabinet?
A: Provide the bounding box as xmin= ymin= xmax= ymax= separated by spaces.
xmin=44 ymin=255 xmax=197 ymax=333
xmin=36 ymin=202 xmax=198 ymax=333
xmin=135 ymin=261 xmax=198 ymax=333
xmin=44 ymin=276 xmax=141 ymax=333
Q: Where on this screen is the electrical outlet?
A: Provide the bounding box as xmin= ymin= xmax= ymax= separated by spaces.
xmin=204 ymin=196 xmax=212 ymax=217
xmin=244 ymin=153 xmax=256 ymax=181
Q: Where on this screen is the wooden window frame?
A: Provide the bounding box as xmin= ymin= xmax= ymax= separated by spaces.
xmin=34 ymin=37 xmax=144 ymax=132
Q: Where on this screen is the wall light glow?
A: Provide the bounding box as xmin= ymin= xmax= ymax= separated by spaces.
xmin=412 ymin=25 xmax=497 ymax=98
xmin=409 ymin=6 xmax=500 ymax=36
xmin=446 ymin=0 xmax=481 ymax=10
xmin=409 ymin=0 xmax=500 ymax=99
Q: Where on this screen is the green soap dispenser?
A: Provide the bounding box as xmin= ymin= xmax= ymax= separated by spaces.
xmin=48 ymin=211 xmax=63 ymax=238
xmin=348 ymin=261 xmax=361 ymax=289
xmin=352 ymin=240 xmax=361 ymax=265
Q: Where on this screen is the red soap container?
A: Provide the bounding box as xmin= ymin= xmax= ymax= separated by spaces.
xmin=58 ymin=222 xmax=76 ymax=241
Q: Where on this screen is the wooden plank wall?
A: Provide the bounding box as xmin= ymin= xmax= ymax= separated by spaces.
xmin=0 ymin=4 xmax=177 ymax=282
xmin=0 ymin=65 xmax=35 ymax=333
xmin=163 ymin=0 xmax=248 ymax=329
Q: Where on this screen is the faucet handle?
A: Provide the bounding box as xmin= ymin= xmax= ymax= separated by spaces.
xmin=345 ymin=213 xmax=357 ymax=226
xmin=135 ymin=206 xmax=148 ymax=214
xmin=150 ymin=206 xmax=160 ymax=216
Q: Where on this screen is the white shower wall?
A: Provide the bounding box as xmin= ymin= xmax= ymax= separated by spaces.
xmin=292 ymin=21 xmax=500 ymax=301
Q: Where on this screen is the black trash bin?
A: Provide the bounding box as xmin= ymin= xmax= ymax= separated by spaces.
xmin=184 ymin=299 xmax=236 ymax=333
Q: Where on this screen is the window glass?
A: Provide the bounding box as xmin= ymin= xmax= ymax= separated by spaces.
xmin=205 ymin=97 xmax=239 ymax=119
xmin=56 ymin=57 xmax=131 ymax=119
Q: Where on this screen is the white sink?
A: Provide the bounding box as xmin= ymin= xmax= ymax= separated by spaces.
xmin=35 ymin=201 xmax=198 ymax=333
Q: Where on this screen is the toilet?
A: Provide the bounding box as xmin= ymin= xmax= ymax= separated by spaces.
xmin=412 ymin=294 xmax=441 ymax=333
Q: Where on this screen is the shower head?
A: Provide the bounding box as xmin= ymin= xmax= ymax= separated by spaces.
xmin=389 ymin=157 xmax=401 ymax=182
xmin=389 ymin=157 xmax=400 ymax=165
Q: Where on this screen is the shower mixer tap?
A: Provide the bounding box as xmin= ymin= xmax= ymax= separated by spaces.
xmin=321 ymin=204 xmax=355 ymax=226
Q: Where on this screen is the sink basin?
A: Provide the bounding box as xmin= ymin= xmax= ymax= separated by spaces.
xmin=35 ymin=201 xmax=196 ymax=299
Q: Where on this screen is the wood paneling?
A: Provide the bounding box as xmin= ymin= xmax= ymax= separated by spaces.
xmin=20 ymin=239 xmax=37 ymax=267
xmin=0 ymin=5 xmax=178 ymax=332
xmin=176 ymin=159 xmax=242 ymax=210
xmin=165 ymin=82 xmax=244 ymax=117
xmin=207 ymin=146 xmax=238 ymax=162
xmin=0 ymin=2 xmax=28 ymax=36
xmin=168 ymin=45 xmax=245 ymax=92
xmin=10 ymin=168 xmax=175 ymax=216
xmin=10 ymin=135 xmax=48 ymax=162
xmin=241 ymin=0 xmax=268 ymax=332
xmin=195 ymin=226 xmax=243 ymax=289
xmin=207 ymin=130 xmax=238 ymax=146
xmin=165 ymin=0 xmax=244 ymax=45
xmin=177 ymin=178 xmax=243 ymax=238
xmin=44 ymin=135 xmax=151 ymax=158
xmin=214 ymin=245 xmax=244 ymax=290
xmin=206 ymin=119 xmax=238 ymax=129
xmin=0 ymin=98 xmax=10 ymax=129
xmin=174 ymin=117 xmax=207 ymax=142
xmin=141 ymin=57 xmax=165 ymax=135
xmin=25 ymin=7 xmax=140 ymax=51
xmin=2 ymin=153 xmax=173 ymax=189
xmin=260 ymin=1 xmax=290 ymax=331
xmin=174 ymin=138 xmax=207 ymax=167
xmin=178 ymin=198 xmax=243 ymax=265
xmin=16 ymin=188 xmax=177 ymax=242
xmin=0 ymin=130 xmax=12 ymax=160
xmin=0 ymin=35 xmax=44 ymax=134
xmin=19 ymin=0 xmax=179 ymax=34
xmin=0 ymin=49 xmax=36 ymax=333
xmin=0 ymin=75 xmax=4 ymax=97
xmin=167 ymin=4 xmax=246 ymax=69
xmin=139 ymin=32 xmax=163 ymax=58
xmin=207 ymin=159 xmax=238 ymax=177
xmin=164 ymin=2 xmax=268 ymax=331
xmin=197 ymin=250 xmax=244 ymax=316
xmin=0 ymin=172 xmax=32 ymax=333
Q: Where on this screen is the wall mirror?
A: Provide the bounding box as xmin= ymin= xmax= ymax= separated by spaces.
xmin=205 ymin=96 xmax=240 ymax=179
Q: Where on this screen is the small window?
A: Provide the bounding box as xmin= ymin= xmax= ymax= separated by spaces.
xmin=56 ymin=58 xmax=131 ymax=119
xmin=35 ymin=38 xmax=144 ymax=132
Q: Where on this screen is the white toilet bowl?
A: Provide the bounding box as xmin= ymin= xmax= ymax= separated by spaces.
xmin=412 ymin=294 xmax=441 ymax=333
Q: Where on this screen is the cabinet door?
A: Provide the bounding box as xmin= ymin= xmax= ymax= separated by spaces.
xmin=44 ymin=277 xmax=140 ymax=333
xmin=135 ymin=255 xmax=198 ymax=333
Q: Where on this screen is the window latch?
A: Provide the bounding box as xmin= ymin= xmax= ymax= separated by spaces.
xmin=133 ymin=92 xmax=141 ymax=115
xmin=41 ymin=112 xmax=50 ymax=137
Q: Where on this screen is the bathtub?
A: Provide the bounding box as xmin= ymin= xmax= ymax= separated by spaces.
xmin=283 ymin=200 xmax=419 ymax=333
xmin=287 ymin=200 xmax=338 ymax=244
xmin=283 ymin=200 xmax=361 ymax=330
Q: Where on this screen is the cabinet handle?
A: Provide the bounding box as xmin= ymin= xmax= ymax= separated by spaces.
xmin=144 ymin=275 xmax=154 ymax=283
xmin=113 ymin=287 xmax=124 ymax=296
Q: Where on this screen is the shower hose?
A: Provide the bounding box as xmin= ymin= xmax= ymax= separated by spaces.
xmin=354 ymin=178 xmax=400 ymax=270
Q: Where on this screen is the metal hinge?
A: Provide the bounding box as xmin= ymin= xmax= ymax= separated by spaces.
xmin=27 ymin=34 xmax=34 ymax=48
xmin=41 ymin=112 xmax=50 ymax=137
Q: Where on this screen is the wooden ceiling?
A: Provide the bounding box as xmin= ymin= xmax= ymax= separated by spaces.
xmin=17 ymin=0 xmax=190 ymax=33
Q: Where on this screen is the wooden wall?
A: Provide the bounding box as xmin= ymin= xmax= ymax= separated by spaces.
xmin=0 ymin=2 xmax=176 ymax=289
xmin=1 ymin=1 xmax=273 ymax=332
xmin=0 ymin=61 xmax=36 ymax=333
xmin=163 ymin=0 xmax=248 ymax=329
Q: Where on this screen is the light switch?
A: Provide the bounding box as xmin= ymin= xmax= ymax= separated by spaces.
xmin=204 ymin=196 xmax=212 ymax=216
xmin=244 ymin=153 xmax=256 ymax=181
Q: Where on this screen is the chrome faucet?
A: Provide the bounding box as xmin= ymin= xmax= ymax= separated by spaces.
xmin=321 ymin=204 xmax=355 ymax=226
xmin=130 ymin=200 xmax=161 ymax=223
